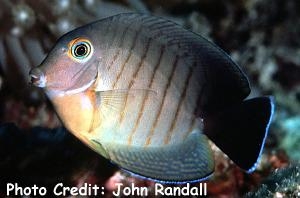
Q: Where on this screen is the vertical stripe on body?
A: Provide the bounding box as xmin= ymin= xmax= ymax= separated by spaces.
xmin=105 ymin=23 xmax=148 ymax=145
xmin=98 ymin=17 xmax=161 ymax=144
xmin=145 ymin=55 xmax=179 ymax=146
xmin=119 ymin=37 xmax=152 ymax=125
xmin=107 ymin=18 xmax=140 ymax=71
xmin=127 ymin=45 xmax=165 ymax=145
xmin=111 ymin=27 xmax=141 ymax=89
xmin=183 ymin=71 xmax=208 ymax=139
xmin=95 ymin=18 xmax=142 ymax=139
xmin=183 ymin=94 xmax=203 ymax=138
xmin=163 ymin=62 xmax=197 ymax=144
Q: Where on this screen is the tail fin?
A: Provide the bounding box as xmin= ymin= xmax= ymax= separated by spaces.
xmin=204 ymin=96 xmax=275 ymax=172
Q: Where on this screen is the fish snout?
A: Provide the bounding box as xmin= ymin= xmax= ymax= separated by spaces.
xmin=29 ymin=68 xmax=46 ymax=88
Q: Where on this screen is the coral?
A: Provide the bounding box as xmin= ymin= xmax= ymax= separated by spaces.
xmin=246 ymin=164 xmax=300 ymax=198
xmin=278 ymin=116 xmax=300 ymax=161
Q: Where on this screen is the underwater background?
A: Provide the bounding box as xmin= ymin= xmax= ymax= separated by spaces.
xmin=0 ymin=0 xmax=299 ymax=197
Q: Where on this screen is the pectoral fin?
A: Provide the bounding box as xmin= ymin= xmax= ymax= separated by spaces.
xmin=94 ymin=89 xmax=156 ymax=117
xmin=100 ymin=131 xmax=214 ymax=183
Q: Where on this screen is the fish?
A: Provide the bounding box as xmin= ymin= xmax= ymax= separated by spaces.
xmin=29 ymin=13 xmax=275 ymax=183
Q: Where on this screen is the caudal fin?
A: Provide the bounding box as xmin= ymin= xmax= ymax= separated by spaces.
xmin=204 ymin=96 xmax=275 ymax=172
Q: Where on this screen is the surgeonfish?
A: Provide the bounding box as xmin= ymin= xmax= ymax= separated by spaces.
xmin=29 ymin=13 xmax=275 ymax=183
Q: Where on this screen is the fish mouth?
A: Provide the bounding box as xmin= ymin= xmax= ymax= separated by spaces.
xmin=29 ymin=68 xmax=46 ymax=88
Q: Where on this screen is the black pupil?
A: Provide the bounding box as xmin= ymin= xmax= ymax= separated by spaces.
xmin=75 ymin=44 xmax=87 ymax=57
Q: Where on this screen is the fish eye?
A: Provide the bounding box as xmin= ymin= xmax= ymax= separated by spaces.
xmin=74 ymin=43 xmax=88 ymax=57
xmin=68 ymin=38 xmax=93 ymax=62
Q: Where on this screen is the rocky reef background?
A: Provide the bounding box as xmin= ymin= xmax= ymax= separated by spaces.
xmin=0 ymin=0 xmax=299 ymax=197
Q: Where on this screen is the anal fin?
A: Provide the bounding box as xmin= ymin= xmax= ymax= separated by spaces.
xmin=101 ymin=131 xmax=214 ymax=183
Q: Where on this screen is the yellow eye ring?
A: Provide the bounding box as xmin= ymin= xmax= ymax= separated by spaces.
xmin=68 ymin=38 xmax=93 ymax=62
